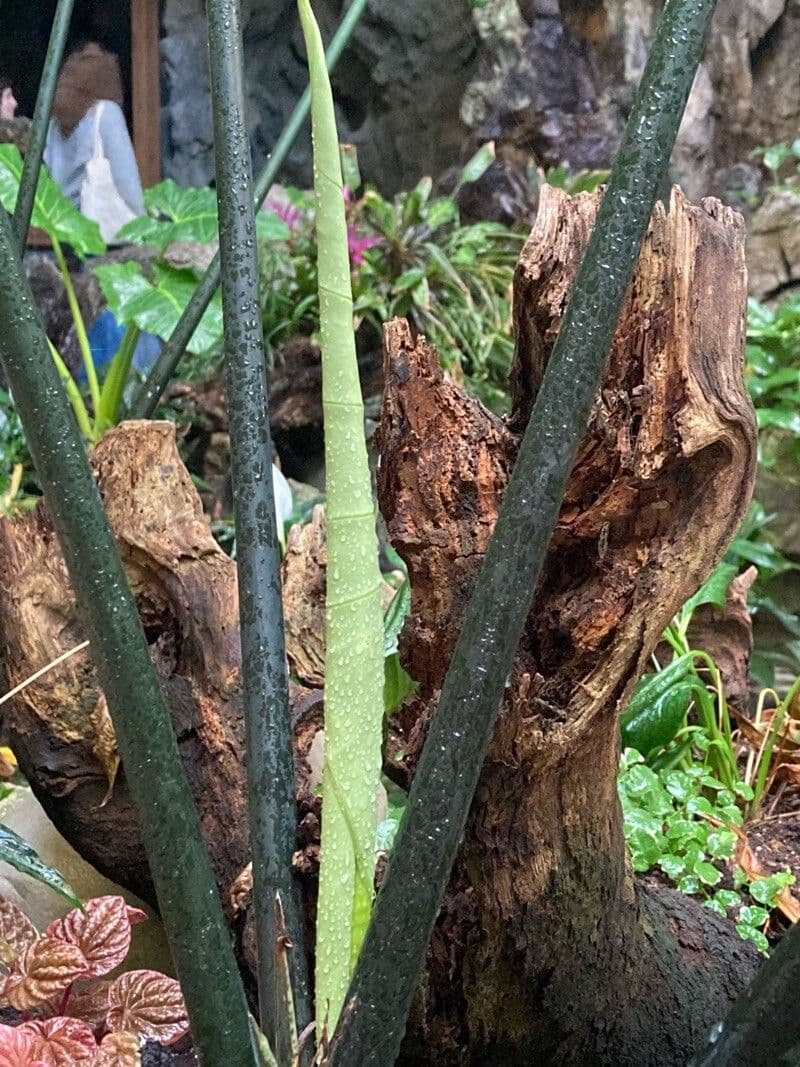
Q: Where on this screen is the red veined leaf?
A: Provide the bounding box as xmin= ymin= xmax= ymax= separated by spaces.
xmin=18 ymin=1018 xmax=97 ymax=1066
xmin=106 ymin=970 xmax=188 ymax=1045
xmin=45 ymin=897 xmax=138 ymax=979
xmin=0 ymin=1023 xmax=40 ymax=1067
xmin=97 ymin=1031 xmax=142 ymax=1067
xmin=0 ymin=898 xmax=37 ymax=966
xmin=3 ymin=938 xmax=88 ymax=1010
xmin=66 ymin=979 xmax=112 ymax=1030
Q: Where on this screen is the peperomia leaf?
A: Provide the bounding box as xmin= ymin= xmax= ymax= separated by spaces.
xmin=106 ymin=970 xmax=189 ymax=1045
xmin=92 ymin=261 xmax=223 ymax=355
xmin=0 ymin=144 xmax=104 ymax=258
xmin=96 ymin=1031 xmax=142 ymax=1066
xmin=3 ymin=935 xmax=88 ymax=1009
xmin=0 ymin=896 xmax=37 ymax=964
xmin=17 ymin=1017 xmax=97 ymax=1065
xmin=0 ymin=823 xmax=81 ymax=907
xmin=45 ymin=895 xmax=148 ymax=979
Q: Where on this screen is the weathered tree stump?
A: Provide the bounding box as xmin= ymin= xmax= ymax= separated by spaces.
xmin=0 ymin=423 xmax=251 ymax=912
xmin=0 ymin=421 xmax=325 ymax=992
xmin=379 ymin=185 xmax=759 ymax=1065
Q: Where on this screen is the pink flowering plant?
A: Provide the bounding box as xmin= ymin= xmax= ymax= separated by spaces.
xmin=257 ymin=168 xmax=523 ymax=410
xmin=0 ymin=895 xmax=188 ymax=1067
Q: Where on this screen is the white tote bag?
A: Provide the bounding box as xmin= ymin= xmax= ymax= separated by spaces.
xmin=80 ymin=103 xmax=136 ymax=243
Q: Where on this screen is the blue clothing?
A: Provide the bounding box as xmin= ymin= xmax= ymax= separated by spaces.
xmin=43 ymin=101 xmax=144 ymax=216
xmin=82 ymin=309 xmax=162 ymax=385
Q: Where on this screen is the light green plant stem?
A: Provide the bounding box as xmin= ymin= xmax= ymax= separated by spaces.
xmin=47 ymin=340 xmax=93 ymax=441
xmin=297 ymin=0 xmax=385 ymax=1038
xmin=51 ymin=235 xmax=100 ymax=414
xmin=753 ymin=675 xmax=800 ymax=809
xmin=97 ymin=324 xmax=140 ymax=431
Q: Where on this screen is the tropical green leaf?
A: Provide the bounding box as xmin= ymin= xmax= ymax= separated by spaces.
xmin=255 ymin=210 xmax=291 ymax=244
xmin=92 ymin=261 xmax=223 ymax=355
xmin=383 ymin=653 xmax=417 ymax=715
xmin=729 ymin=536 xmax=798 ymax=575
xmin=682 ymin=562 xmax=739 ymax=617
xmin=383 ymin=579 xmax=411 ymax=658
xmin=0 ymin=823 xmax=81 ymax=907
xmin=0 ymin=144 xmax=104 ymax=257
xmin=756 ymin=407 xmax=800 ymax=434
xmin=116 ymin=214 xmax=172 ymax=248
xmin=457 ymin=142 xmax=495 ymax=188
xmin=145 ymin=179 xmax=219 ymax=245
xmin=119 ymin=179 xmax=290 ymax=251
xmin=620 ymin=680 xmax=695 ymax=756
xmin=424 ymin=198 xmax=459 ymax=231
xmin=622 ymin=653 xmax=696 ymax=723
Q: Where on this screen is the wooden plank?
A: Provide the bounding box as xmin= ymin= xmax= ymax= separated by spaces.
xmin=131 ymin=0 xmax=161 ymax=187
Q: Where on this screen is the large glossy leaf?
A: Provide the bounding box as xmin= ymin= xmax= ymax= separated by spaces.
xmin=117 ymin=178 xmax=289 ymax=251
xmin=0 ymin=145 xmax=104 ymax=258
xmin=0 ymin=824 xmax=81 ymax=908
xmin=92 ymin=261 xmax=223 ymax=355
xmin=620 ymin=680 xmax=696 ymax=756
xmin=119 ymin=180 xmax=218 ymax=249
xmin=682 ymin=561 xmax=739 ymax=619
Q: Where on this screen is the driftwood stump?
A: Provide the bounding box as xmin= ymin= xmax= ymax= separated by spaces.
xmin=0 ymin=423 xmax=251 ymax=912
xmin=0 ymin=422 xmax=325 ymax=991
xmin=378 ymin=185 xmax=759 ymax=1065
xmin=0 ymin=185 xmax=759 ymax=1064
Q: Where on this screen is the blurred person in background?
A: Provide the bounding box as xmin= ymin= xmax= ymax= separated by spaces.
xmin=0 ymin=76 xmax=18 ymax=120
xmin=45 ymin=41 xmax=144 ymax=228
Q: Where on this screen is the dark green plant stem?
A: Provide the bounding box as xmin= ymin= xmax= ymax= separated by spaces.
xmin=327 ymin=1 xmax=717 ymax=1063
xmin=12 ymin=0 xmax=75 ymax=247
xmin=205 ymin=0 xmax=310 ymax=1047
xmin=689 ymin=920 xmax=800 ymax=1065
xmin=0 ymin=210 xmax=257 ymax=1066
xmin=128 ymin=0 xmax=369 ymax=421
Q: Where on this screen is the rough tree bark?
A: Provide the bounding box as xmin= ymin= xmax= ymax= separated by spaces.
xmin=0 ymin=186 xmax=759 ymax=1064
xmin=380 ymin=185 xmax=760 ymax=1066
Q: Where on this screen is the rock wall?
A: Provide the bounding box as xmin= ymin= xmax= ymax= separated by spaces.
xmin=161 ymin=0 xmax=477 ymax=193
xmin=159 ymin=0 xmax=800 ymax=203
xmin=463 ymin=0 xmax=799 ymax=204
